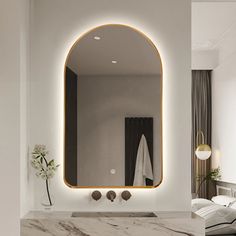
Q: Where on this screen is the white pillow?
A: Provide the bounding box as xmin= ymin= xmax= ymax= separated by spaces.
xmin=195 ymin=204 xmax=236 ymax=235
xmin=229 ymin=201 xmax=236 ymax=209
xmin=191 ymin=198 xmax=214 ymax=212
xmin=211 ymin=195 xmax=236 ymax=207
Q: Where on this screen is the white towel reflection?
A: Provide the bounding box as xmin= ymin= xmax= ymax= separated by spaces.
xmin=133 ymin=134 xmax=153 ymax=186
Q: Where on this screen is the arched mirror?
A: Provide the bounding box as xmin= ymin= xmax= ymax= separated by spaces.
xmin=64 ymin=24 xmax=162 ymax=188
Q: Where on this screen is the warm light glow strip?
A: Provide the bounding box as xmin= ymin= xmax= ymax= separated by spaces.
xmin=56 ymin=18 xmax=168 ymax=196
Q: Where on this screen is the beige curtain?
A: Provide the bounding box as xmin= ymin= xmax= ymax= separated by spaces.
xmin=191 ymin=70 xmax=212 ymax=199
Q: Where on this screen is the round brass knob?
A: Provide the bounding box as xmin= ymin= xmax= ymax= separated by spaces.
xmin=121 ymin=190 xmax=132 ymax=201
xmin=91 ymin=191 xmax=102 ymax=201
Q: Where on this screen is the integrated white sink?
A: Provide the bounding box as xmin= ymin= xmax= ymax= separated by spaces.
xmin=71 ymin=212 xmax=157 ymax=217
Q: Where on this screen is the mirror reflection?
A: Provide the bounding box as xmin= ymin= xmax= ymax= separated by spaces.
xmin=64 ymin=25 xmax=162 ymax=187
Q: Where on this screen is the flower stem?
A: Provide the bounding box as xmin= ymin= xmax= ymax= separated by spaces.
xmin=196 ymin=177 xmax=206 ymax=197
xmin=46 ymin=179 xmax=52 ymax=206
xmin=42 ymin=155 xmax=52 ymax=206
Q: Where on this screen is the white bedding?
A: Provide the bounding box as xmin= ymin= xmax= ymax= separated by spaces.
xmin=211 ymin=195 xmax=236 ymax=207
xmin=191 ymin=198 xmax=214 ymax=212
xmin=192 ymin=199 xmax=236 ymax=235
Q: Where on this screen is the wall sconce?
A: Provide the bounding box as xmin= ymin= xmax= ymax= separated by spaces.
xmin=195 ymin=131 xmax=211 ymax=160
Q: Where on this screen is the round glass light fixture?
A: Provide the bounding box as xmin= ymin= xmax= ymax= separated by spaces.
xmin=195 ymin=144 xmax=211 ymax=160
xmin=111 ymin=60 xmax=117 ymax=64
xmin=195 ymin=131 xmax=212 ymax=160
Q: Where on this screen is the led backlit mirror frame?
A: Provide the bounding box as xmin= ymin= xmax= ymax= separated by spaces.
xmin=64 ymin=24 xmax=163 ymax=188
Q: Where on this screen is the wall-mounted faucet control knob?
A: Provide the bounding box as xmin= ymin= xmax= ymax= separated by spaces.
xmin=121 ymin=190 xmax=132 ymax=201
xmin=91 ymin=191 xmax=102 ymax=201
xmin=106 ymin=190 xmax=116 ymax=202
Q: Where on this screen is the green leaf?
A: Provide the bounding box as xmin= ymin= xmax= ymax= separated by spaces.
xmin=48 ymin=160 xmax=54 ymax=166
xmin=32 ymin=154 xmax=40 ymax=159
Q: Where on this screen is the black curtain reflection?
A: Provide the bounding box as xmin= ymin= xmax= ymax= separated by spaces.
xmin=125 ymin=117 xmax=153 ymax=186
xmin=65 ymin=67 xmax=78 ymax=186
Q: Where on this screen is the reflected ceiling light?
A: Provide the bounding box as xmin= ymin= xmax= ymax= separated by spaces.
xmin=94 ymin=36 xmax=101 ymax=40
xmin=195 ymin=131 xmax=212 ymax=160
xmin=112 ymin=60 xmax=117 ymax=64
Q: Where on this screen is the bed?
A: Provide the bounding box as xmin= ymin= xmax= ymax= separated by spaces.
xmin=192 ymin=182 xmax=236 ymax=235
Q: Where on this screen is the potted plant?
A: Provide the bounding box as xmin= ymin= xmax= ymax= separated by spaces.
xmin=196 ymin=167 xmax=221 ymax=197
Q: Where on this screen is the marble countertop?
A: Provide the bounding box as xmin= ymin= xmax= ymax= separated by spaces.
xmin=23 ymin=211 xmax=195 ymax=219
xmin=21 ymin=211 xmax=205 ymax=236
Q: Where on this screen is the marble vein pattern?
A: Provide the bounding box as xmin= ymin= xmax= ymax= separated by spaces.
xmin=21 ymin=212 xmax=205 ymax=236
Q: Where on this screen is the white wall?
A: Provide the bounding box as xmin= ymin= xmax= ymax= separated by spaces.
xmin=30 ymin=0 xmax=191 ymax=211
xmin=0 ymin=0 xmax=30 ymax=234
xmin=77 ymin=75 xmax=161 ymax=186
xmin=192 ymin=50 xmax=219 ymax=70
xmin=20 ymin=0 xmax=32 ymax=218
xmin=212 ymin=24 xmax=236 ymax=183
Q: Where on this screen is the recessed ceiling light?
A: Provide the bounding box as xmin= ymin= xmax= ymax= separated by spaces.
xmin=112 ymin=60 xmax=117 ymax=64
xmin=94 ymin=36 xmax=101 ymax=40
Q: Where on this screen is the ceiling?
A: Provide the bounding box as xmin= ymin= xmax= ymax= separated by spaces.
xmin=192 ymin=2 xmax=236 ymax=50
xmin=67 ymin=25 xmax=162 ymax=76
